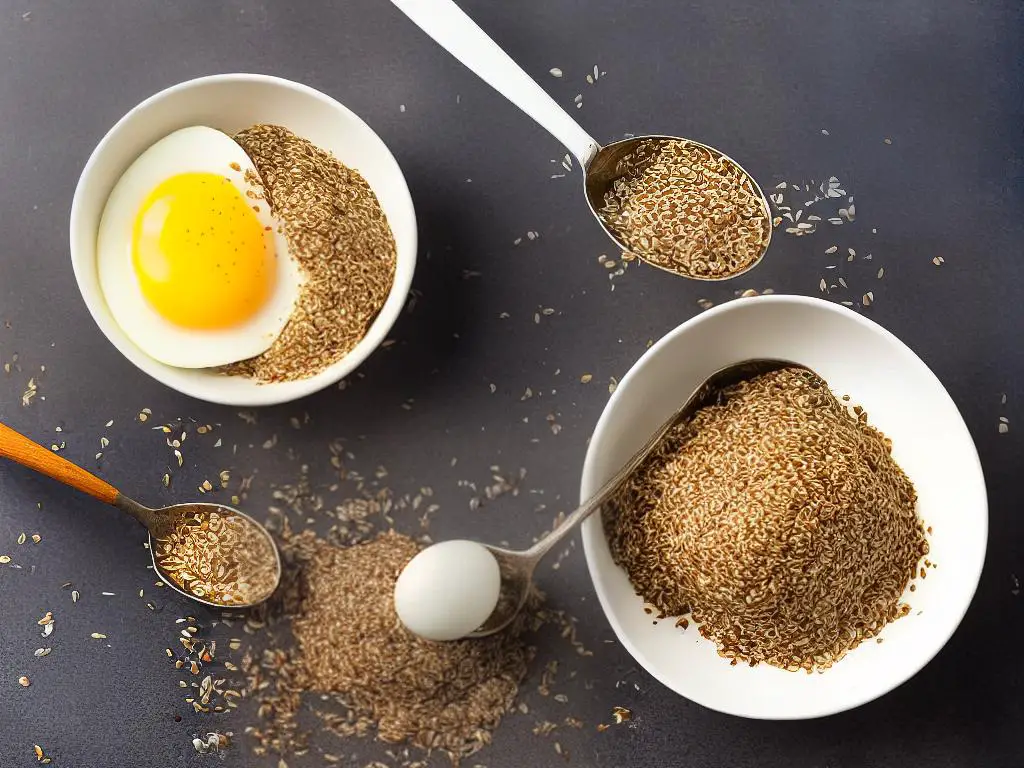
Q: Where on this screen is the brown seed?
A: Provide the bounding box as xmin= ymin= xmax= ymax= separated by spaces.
xmin=606 ymin=367 xmax=927 ymax=671
xmin=152 ymin=509 xmax=276 ymax=605
xmin=596 ymin=139 xmax=770 ymax=279
xmin=222 ymin=126 xmax=397 ymax=383
xmin=244 ymin=531 xmax=540 ymax=763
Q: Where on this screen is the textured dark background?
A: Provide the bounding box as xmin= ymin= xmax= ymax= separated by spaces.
xmin=0 ymin=0 xmax=1022 ymax=765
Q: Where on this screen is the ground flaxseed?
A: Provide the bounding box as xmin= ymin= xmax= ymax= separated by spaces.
xmin=243 ymin=530 xmax=539 ymax=764
xmin=154 ymin=508 xmax=278 ymax=605
xmin=224 ymin=125 xmax=396 ymax=382
xmin=606 ymin=366 xmax=928 ymax=671
xmin=598 ymin=139 xmax=770 ymax=279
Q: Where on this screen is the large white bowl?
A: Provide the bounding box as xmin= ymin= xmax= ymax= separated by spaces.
xmin=70 ymin=74 xmax=417 ymax=406
xmin=580 ymin=295 xmax=987 ymax=719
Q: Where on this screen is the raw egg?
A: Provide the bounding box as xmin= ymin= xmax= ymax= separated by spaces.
xmin=96 ymin=126 xmax=301 ymax=369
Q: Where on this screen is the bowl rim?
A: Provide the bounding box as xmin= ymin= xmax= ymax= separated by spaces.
xmin=579 ymin=293 xmax=988 ymax=719
xmin=69 ymin=72 xmax=417 ymax=406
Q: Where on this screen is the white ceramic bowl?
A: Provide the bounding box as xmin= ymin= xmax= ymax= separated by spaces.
xmin=70 ymin=74 xmax=417 ymax=406
xmin=580 ymin=295 xmax=987 ymax=719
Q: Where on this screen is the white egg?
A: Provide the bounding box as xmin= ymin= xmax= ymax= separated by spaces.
xmin=394 ymin=540 xmax=501 ymax=642
xmin=96 ymin=126 xmax=302 ymax=369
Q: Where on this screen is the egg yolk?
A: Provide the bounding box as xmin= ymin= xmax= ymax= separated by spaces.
xmin=131 ymin=172 xmax=274 ymax=330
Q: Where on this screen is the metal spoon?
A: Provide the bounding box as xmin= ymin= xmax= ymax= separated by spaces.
xmin=0 ymin=421 xmax=281 ymax=608
xmin=465 ymin=359 xmax=803 ymax=637
xmin=390 ymin=0 xmax=772 ymax=280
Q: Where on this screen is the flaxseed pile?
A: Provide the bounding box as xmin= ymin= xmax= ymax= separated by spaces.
xmin=225 ymin=125 xmax=397 ymax=382
xmin=244 ymin=530 xmax=539 ymax=763
xmin=598 ymin=139 xmax=771 ymax=279
xmin=607 ymin=367 xmax=929 ymax=671
xmin=154 ymin=507 xmax=278 ymax=605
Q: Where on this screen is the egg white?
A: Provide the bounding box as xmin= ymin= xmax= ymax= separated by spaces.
xmin=96 ymin=126 xmax=302 ymax=369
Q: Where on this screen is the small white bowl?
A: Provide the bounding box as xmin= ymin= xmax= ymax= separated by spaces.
xmin=70 ymin=74 xmax=416 ymax=406
xmin=580 ymin=295 xmax=987 ymax=719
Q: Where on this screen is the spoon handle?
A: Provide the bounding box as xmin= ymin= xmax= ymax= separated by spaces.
xmin=522 ymin=400 xmax=686 ymax=562
xmin=0 ymin=422 xmax=119 ymax=504
xmin=390 ymin=0 xmax=600 ymax=166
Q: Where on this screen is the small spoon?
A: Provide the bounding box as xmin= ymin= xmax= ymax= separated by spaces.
xmin=396 ymin=359 xmax=805 ymax=640
xmin=390 ymin=0 xmax=772 ymax=280
xmin=0 ymin=421 xmax=281 ymax=608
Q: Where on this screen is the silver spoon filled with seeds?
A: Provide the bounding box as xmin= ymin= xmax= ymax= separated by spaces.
xmin=390 ymin=0 xmax=772 ymax=280
xmin=395 ymin=359 xmax=802 ymax=641
xmin=0 ymin=421 xmax=280 ymax=608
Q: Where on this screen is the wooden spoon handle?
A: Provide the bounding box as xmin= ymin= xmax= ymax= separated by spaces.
xmin=0 ymin=422 xmax=119 ymax=505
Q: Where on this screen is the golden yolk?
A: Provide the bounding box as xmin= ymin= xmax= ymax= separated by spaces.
xmin=131 ymin=171 xmax=274 ymax=330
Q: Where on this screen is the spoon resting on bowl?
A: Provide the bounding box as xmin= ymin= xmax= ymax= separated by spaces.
xmin=0 ymin=421 xmax=280 ymax=608
xmin=395 ymin=359 xmax=806 ymax=641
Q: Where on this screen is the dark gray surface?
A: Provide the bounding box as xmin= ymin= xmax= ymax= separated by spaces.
xmin=0 ymin=0 xmax=1021 ymax=765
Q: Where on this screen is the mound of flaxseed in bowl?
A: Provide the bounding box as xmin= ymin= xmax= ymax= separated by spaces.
xmin=605 ymin=366 xmax=929 ymax=672
xmin=243 ymin=528 xmax=542 ymax=763
xmin=223 ymin=124 xmax=397 ymax=383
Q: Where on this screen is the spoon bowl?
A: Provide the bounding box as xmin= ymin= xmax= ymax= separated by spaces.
xmin=117 ymin=497 xmax=282 ymax=609
xmin=583 ymin=135 xmax=772 ymax=280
